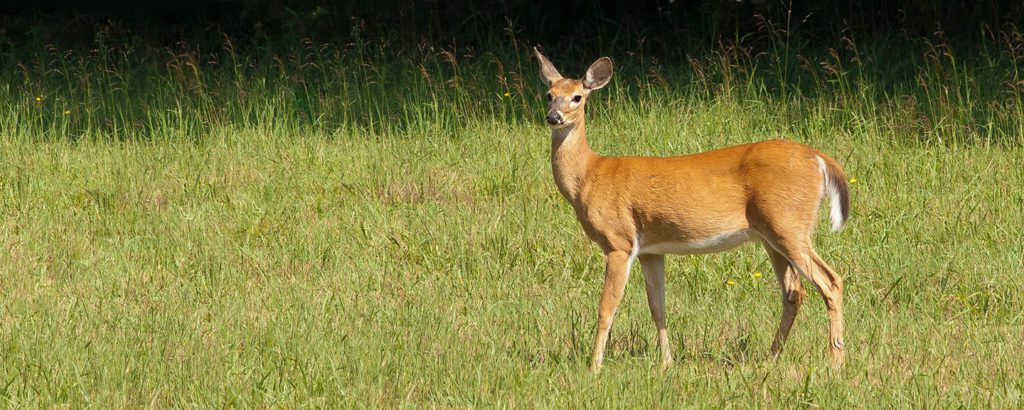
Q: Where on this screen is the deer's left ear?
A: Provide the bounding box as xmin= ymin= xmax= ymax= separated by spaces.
xmin=583 ymin=57 xmax=613 ymax=90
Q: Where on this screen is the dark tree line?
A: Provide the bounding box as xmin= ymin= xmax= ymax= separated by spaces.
xmin=2 ymin=1 xmax=1023 ymax=56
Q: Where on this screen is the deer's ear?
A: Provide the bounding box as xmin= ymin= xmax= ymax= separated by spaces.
xmin=583 ymin=57 xmax=613 ymax=90
xmin=533 ymin=47 xmax=563 ymax=85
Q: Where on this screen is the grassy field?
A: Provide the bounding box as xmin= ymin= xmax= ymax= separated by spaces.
xmin=2 ymin=26 xmax=1024 ymax=406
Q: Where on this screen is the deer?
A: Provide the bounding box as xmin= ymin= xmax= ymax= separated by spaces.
xmin=532 ymin=47 xmax=850 ymax=373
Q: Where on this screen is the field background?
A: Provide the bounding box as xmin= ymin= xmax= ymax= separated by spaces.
xmin=2 ymin=0 xmax=1024 ymax=406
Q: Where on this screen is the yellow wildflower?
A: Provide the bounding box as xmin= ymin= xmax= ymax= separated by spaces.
xmin=753 ymin=271 xmax=763 ymax=278
xmin=63 ymin=110 xmax=71 ymax=116
xmin=35 ymin=96 xmax=42 ymax=102
xmin=849 ymin=177 xmax=858 ymax=184
xmin=503 ymin=92 xmax=511 ymax=97
xmin=726 ymin=279 xmax=736 ymax=286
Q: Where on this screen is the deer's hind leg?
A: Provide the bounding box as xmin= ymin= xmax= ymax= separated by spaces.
xmin=809 ymin=249 xmax=845 ymax=367
xmin=762 ymin=234 xmax=845 ymax=368
xmin=764 ymin=243 xmax=806 ymax=357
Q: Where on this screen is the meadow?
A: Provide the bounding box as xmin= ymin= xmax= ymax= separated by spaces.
xmin=2 ymin=19 xmax=1024 ymax=407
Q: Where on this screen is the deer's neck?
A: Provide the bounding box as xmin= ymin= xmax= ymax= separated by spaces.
xmin=551 ymin=121 xmax=597 ymax=203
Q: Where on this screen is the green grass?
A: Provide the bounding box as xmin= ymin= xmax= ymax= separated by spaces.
xmin=2 ymin=29 xmax=1024 ymax=406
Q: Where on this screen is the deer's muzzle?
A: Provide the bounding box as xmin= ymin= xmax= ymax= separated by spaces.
xmin=546 ymin=111 xmax=564 ymax=125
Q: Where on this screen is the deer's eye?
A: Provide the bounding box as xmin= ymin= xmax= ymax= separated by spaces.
xmin=572 ymin=95 xmax=582 ymax=103
xmin=546 ymin=93 xmax=553 ymax=102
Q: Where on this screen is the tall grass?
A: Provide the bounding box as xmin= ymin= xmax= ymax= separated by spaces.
xmin=4 ymin=19 xmax=1024 ymax=145
xmin=1 ymin=17 xmax=1023 ymax=407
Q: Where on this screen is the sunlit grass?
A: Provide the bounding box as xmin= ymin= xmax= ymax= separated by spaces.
xmin=1 ymin=27 xmax=1023 ymax=406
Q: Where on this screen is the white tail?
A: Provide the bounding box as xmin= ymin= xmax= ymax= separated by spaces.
xmin=818 ymin=156 xmax=851 ymax=232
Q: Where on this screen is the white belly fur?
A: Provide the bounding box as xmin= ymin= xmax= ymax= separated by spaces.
xmin=639 ymin=229 xmax=756 ymax=255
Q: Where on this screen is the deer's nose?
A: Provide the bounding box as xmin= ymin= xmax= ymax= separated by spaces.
xmin=546 ymin=111 xmax=563 ymax=125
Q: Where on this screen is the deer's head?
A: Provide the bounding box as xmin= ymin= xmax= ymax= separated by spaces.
xmin=533 ymin=47 xmax=613 ymax=130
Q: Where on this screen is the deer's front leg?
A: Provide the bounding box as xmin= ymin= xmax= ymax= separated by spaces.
xmin=590 ymin=249 xmax=634 ymax=373
xmin=639 ymin=254 xmax=673 ymax=369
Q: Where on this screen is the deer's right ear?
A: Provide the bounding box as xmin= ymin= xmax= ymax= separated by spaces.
xmin=533 ymin=47 xmax=563 ymax=85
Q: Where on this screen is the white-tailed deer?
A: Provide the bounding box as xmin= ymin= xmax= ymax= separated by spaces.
xmin=533 ymin=48 xmax=850 ymax=373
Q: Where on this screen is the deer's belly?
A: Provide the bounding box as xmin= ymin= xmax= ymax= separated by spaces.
xmin=638 ymin=229 xmax=756 ymax=255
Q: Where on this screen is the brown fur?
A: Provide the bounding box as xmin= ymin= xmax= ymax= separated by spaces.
xmin=534 ymin=47 xmax=850 ymax=373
